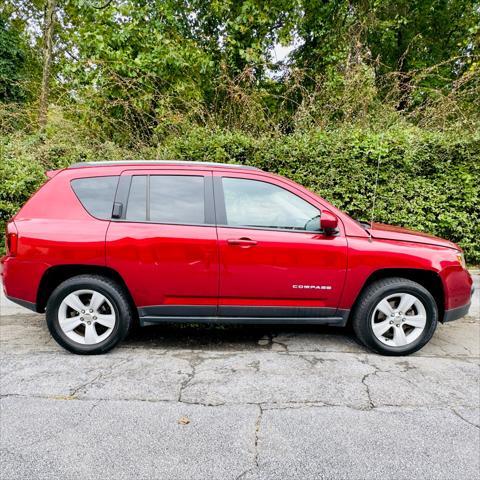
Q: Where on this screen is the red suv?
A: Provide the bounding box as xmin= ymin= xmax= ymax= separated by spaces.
xmin=1 ymin=161 xmax=473 ymax=355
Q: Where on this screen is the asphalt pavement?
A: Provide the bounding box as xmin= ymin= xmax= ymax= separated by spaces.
xmin=1 ymin=274 xmax=479 ymax=480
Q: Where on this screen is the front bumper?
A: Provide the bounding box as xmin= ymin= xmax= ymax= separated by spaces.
xmin=443 ymin=302 xmax=471 ymax=322
xmin=443 ymin=285 xmax=474 ymax=322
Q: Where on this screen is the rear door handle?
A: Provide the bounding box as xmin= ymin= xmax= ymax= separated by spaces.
xmin=227 ymin=237 xmax=258 ymax=247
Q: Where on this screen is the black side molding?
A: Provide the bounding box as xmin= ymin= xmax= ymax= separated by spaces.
xmin=138 ymin=305 xmax=217 ymax=317
xmin=5 ymin=295 xmax=37 ymax=313
xmin=140 ymin=316 xmax=348 ymax=327
xmin=218 ymin=305 xmax=338 ymax=318
xmin=137 ymin=305 xmax=350 ymax=327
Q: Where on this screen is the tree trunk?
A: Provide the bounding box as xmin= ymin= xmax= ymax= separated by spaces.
xmin=396 ymin=26 xmax=411 ymax=111
xmin=39 ymin=0 xmax=56 ymax=129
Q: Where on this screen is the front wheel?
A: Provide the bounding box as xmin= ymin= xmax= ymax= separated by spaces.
xmin=46 ymin=275 xmax=133 ymax=354
xmin=352 ymin=277 xmax=438 ymax=356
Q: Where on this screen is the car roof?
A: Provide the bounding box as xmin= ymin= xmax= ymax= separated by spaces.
xmin=68 ymin=160 xmax=260 ymax=171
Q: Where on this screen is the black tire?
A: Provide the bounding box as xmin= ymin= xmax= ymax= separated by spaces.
xmin=352 ymin=277 xmax=438 ymax=356
xmin=46 ymin=275 xmax=133 ymax=355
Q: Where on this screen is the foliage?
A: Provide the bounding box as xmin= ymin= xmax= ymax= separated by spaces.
xmin=2 ymin=0 xmax=478 ymax=137
xmin=0 ymin=15 xmax=37 ymax=103
xmin=2 ymin=123 xmax=479 ymax=263
xmin=161 ymin=126 xmax=480 ymax=263
xmin=0 ymin=1 xmax=479 ymax=263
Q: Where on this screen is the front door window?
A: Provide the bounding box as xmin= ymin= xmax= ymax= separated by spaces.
xmin=222 ymin=177 xmax=320 ymax=231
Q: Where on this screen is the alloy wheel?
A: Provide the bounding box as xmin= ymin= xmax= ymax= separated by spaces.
xmin=58 ymin=289 xmax=116 ymax=345
xmin=371 ymin=292 xmax=427 ymax=347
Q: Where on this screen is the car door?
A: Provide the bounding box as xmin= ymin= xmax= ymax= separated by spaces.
xmin=106 ymin=169 xmax=219 ymax=319
xmin=213 ymin=171 xmax=348 ymax=321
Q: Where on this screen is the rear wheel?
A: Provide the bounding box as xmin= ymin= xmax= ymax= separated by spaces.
xmin=352 ymin=277 xmax=438 ymax=356
xmin=46 ymin=275 xmax=132 ymax=354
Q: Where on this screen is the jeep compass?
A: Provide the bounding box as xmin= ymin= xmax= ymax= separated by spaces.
xmin=1 ymin=161 xmax=473 ymax=355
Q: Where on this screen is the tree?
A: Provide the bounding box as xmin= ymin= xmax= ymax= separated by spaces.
xmin=290 ymin=0 xmax=480 ymax=110
xmin=39 ymin=0 xmax=56 ymax=128
xmin=0 ymin=16 xmax=30 ymax=102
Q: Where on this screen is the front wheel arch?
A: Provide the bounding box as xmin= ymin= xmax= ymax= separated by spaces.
xmin=349 ymin=268 xmax=444 ymax=323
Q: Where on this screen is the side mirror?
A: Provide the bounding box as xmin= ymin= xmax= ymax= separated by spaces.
xmin=320 ymin=211 xmax=338 ymax=233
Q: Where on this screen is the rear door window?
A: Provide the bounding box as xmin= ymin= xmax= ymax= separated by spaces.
xmin=150 ymin=175 xmax=205 ymax=224
xmin=125 ymin=175 xmax=147 ymax=221
xmin=71 ymin=176 xmax=119 ymax=219
xmin=124 ymin=175 xmax=206 ymax=224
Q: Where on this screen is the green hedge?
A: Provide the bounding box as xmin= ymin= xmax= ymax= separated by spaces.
xmin=161 ymin=127 xmax=480 ymax=263
xmin=1 ymin=126 xmax=479 ymax=263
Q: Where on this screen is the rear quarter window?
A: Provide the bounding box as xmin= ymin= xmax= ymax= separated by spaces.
xmin=71 ymin=176 xmax=119 ymax=219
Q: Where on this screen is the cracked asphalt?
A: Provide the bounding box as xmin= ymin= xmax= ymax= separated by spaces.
xmin=1 ymin=274 xmax=479 ymax=480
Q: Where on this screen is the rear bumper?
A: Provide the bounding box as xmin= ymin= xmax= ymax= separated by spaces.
xmin=1 ymin=255 xmax=46 ymax=311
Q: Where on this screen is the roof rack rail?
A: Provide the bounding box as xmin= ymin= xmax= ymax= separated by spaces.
xmin=68 ymin=160 xmax=259 ymax=170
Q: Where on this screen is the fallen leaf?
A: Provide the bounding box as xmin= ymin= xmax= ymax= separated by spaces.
xmin=178 ymin=416 xmax=190 ymax=425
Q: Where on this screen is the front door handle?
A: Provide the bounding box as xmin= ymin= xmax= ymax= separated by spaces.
xmin=227 ymin=237 xmax=258 ymax=247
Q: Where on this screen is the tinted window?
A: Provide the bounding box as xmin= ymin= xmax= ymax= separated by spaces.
xmin=150 ymin=175 xmax=205 ymax=224
xmin=222 ymin=177 xmax=319 ymax=231
xmin=125 ymin=175 xmax=147 ymax=221
xmin=71 ymin=176 xmax=119 ymax=219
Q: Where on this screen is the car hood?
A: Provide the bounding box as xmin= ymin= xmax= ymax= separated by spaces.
xmin=368 ymin=222 xmax=459 ymax=250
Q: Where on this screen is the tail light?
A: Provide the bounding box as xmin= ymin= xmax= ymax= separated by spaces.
xmin=5 ymin=222 xmax=18 ymax=256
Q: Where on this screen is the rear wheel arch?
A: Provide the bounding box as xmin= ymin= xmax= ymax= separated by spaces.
xmin=36 ymin=265 xmax=136 ymax=317
xmin=351 ymin=268 xmax=445 ymax=322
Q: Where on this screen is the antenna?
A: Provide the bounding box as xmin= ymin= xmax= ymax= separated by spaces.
xmin=370 ymin=152 xmax=382 ymax=229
